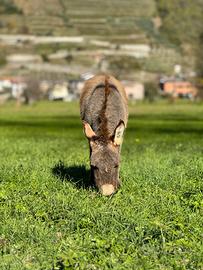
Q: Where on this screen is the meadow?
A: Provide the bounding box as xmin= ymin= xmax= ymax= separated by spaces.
xmin=0 ymin=101 xmax=203 ymax=269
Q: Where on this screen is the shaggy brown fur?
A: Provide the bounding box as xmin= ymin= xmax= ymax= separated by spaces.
xmin=80 ymin=74 xmax=128 ymax=195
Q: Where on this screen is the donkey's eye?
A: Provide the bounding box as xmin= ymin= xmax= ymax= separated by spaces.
xmin=114 ymin=165 xmax=119 ymax=168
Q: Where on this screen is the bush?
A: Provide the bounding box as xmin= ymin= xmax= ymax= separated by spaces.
xmin=108 ymin=56 xmax=141 ymax=77
xmin=144 ymin=81 xmax=159 ymax=102
xmin=0 ymin=53 xmax=6 ymax=67
xmin=0 ymin=0 xmax=22 ymax=15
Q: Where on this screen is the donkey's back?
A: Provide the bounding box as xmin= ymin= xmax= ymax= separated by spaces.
xmin=80 ymin=75 xmax=128 ymax=137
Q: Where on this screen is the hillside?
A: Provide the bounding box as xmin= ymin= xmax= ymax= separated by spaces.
xmin=0 ymin=0 xmax=203 ymax=79
xmin=1 ymin=0 xmax=202 ymax=43
xmin=1 ymin=0 xmax=156 ymax=37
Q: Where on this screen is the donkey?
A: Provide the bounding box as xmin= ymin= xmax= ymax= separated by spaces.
xmin=80 ymin=74 xmax=128 ymax=196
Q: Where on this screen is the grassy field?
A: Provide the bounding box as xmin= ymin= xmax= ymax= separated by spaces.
xmin=0 ymin=101 xmax=203 ymax=269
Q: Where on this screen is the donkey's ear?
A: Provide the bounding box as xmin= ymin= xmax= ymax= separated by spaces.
xmin=83 ymin=121 xmax=96 ymax=139
xmin=113 ymin=120 xmax=125 ymax=146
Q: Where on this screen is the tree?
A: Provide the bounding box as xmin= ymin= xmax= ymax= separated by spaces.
xmin=155 ymin=0 xmax=203 ymax=45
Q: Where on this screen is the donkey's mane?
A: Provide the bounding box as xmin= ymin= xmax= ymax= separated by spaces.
xmin=95 ymin=77 xmax=119 ymax=140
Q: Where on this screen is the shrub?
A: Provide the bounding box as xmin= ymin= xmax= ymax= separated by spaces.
xmin=108 ymin=56 xmax=141 ymax=77
xmin=144 ymin=81 xmax=159 ymax=102
xmin=0 ymin=53 xmax=6 ymax=67
xmin=0 ymin=0 xmax=23 ymax=15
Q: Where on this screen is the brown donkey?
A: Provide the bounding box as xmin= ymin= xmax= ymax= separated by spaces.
xmin=80 ymin=74 xmax=128 ymax=195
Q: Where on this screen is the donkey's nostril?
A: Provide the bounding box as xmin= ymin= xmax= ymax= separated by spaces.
xmin=100 ymin=184 xmax=115 ymax=196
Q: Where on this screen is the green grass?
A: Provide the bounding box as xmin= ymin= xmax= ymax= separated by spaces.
xmin=0 ymin=101 xmax=203 ymax=269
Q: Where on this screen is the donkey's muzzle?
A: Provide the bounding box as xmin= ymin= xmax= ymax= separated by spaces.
xmin=100 ymin=184 xmax=115 ymax=196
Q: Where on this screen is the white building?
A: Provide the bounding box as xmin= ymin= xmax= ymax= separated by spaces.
xmin=49 ymin=82 xmax=73 ymax=101
xmin=6 ymin=54 xmax=42 ymax=64
xmin=123 ymin=81 xmax=145 ymax=100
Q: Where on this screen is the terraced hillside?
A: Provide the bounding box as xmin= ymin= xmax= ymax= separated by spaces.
xmin=1 ymin=0 xmax=156 ymax=38
xmin=1 ymin=0 xmax=203 ymax=78
xmin=1 ymin=0 xmax=203 ymax=46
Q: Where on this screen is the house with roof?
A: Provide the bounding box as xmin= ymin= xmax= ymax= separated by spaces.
xmin=160 ymin=78 xmax=198 ymax=99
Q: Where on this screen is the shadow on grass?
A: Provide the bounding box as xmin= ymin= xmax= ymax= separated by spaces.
xmin=52 ymin=161 xmax=93 ymax=189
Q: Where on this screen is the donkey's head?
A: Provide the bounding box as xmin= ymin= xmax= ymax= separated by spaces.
xmin=83 ymin=121 xmax=125 ymax=196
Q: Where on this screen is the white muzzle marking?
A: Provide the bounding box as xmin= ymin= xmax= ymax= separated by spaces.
xmin=100 ymin=184 xmax=115 ymax=196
